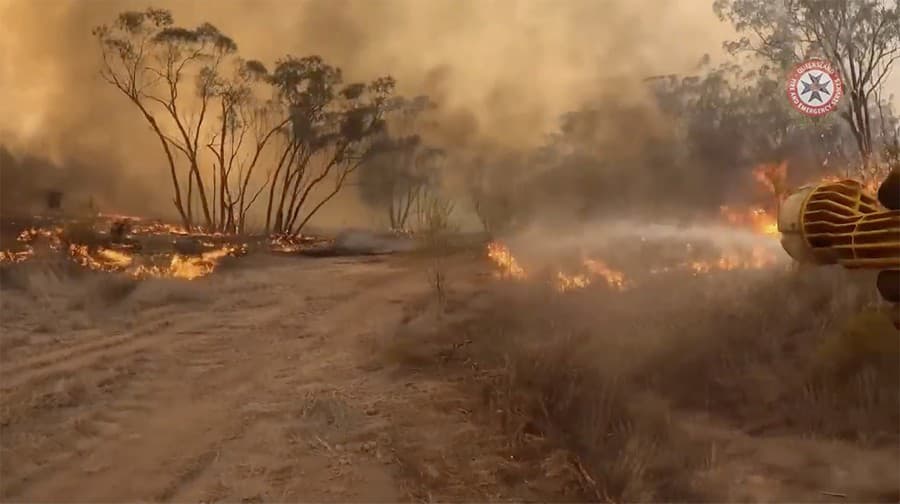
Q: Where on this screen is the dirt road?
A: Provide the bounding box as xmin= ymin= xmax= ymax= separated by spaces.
xmin=0 ymin=254 xmax=444 ymax=502
xmin=2 ymin=252 xmax=898 ymax=503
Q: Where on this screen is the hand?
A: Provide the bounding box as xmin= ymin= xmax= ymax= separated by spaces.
xmin=877 ymin=166 xmax=900 ymax=210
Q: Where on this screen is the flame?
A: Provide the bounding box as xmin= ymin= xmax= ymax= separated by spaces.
xmin=485 ymin=239 xmax=778 ymax=292
xmin=486 ymin=242 xmax=628 ymax=292
xmin=555 ymin=258 xmax=627 ymax=292
xmin=721 ymin=163 xmax=786 ymax=237
xmin=154 ymin=247 xmax=238 ymax=280
xmin=98 ymin=213 xmax=233 ymax=237
xmin=752 ymin=161 xmax=788 ymax=196
xmin=269 ymin=234 xmax=323 ymax=253
xmin=743 ymin=161 xmax=888 ymax=238
xmin=1 ymin=221 xmax=244 ymax=280
xmin=719 ymin=206 xmax=779 ymax=236
xmin=556 ymin=272 xmax=591 ymax=291
xmin=812 ymin=173 xmax=881 ymax=195
xmin=96 ymin=247 xmax=134 ymax=268
xmin=760 ymin=161 xmax=882 ymax=204
xmin=818 ymin=174 xmax=844 ymax=184
xmin=0 ymin=226 xmax=63 ymax=264
xmin=688 ymin=245 xmax=776 ymax=274
xmin=486 ymin=241 xmax=526 ymax=279
xmin=66 ymin=244 xmax=244 ymax=280
xmin=0 ymin=250 xmax=33 ymax=263
xmin=582 ymin=258 xmax=626 ymax=289
xmin=482 ymin=162 xmax=891 ymax=292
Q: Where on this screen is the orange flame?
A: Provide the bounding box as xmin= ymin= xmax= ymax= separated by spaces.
xmin=485 ymin=239 xmax=778 ymax=292
xmin=752 ymin=161 xmax=788 ymax=197
xmin=486 ymin=242 xmax=629 ymax=292
xmin=1 ymin=222 xmax=244 ymax=280
xmin=64 ymin=243 xmax=244 ymax=280
xmin=718 ymin=206 xmax=779 ymax=236
xmin=486 ymin=241 xmax=526 ymax=279
xmin=582 ymin=258 xmax=627 ymax=289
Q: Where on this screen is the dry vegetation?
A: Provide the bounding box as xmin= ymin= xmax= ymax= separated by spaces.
xmin=383 ymin=250 xmax=900 ymax=502
xmin=2 ymin=0 xmax=900 ymax=501
xmin=0 ymin=213 xmax=897 ymax=502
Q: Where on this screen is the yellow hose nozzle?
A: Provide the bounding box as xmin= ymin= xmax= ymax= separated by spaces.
xmin=778 ymin=179 xmax=900 ymax=270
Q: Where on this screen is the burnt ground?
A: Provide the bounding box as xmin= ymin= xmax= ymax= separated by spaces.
xmin=0 ymin=248 xmax=898 ymax=502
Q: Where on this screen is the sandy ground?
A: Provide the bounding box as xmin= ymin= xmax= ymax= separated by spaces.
xmin=1 ymin=252 xmax=898 ymax=502
xmin=0 ymin=254 xmax=452 ymax=502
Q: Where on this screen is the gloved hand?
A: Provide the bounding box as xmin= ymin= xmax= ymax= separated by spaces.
xmin=875 ymin=169 xmax=900 ymax=330
xmin=877 ymin=166 xmax=900 ymax=210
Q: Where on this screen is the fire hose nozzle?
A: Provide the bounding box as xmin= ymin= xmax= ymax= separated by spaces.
xmin=777 ymin=179 xmax=900 ymax=271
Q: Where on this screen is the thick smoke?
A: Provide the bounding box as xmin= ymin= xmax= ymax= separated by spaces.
xmin=0 ymin=0 xmax=735 ymax=224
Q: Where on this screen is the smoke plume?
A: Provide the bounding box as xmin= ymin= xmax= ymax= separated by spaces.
xmin=0 ymin=0 xmax=734 ymax=224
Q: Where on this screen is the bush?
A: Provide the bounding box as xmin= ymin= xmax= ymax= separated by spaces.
xmin=385 ymin=264 xmax=898 ymax=501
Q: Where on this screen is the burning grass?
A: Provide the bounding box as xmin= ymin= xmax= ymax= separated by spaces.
xmin=0 ymin=215 xmax=313 ymax=281
xmin=483 ymin=186 xmax=792 ymax=294
xmin=385 ymin=238 xmax=898 ymax=501
xmin=485 ymin=234 xmax=785 ymax=294
xmin=0 ymin=213 xmax=410 ymax=280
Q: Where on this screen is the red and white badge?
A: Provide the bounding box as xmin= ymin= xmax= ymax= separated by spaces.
xmin=786 ymin=59 xmax=843 ymax=117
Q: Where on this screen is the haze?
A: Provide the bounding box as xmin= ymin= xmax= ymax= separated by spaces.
xmin=0 ymin=0 xmax=759 ymax=223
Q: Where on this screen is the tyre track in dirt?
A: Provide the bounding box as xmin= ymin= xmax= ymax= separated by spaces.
xmin=0 ymin=304 xmax=279 ymax=499
xmin=0 ymin=256 xmax=418 ymax=502
xmin=158 ymin=259 xmax=429 ymax=503
xmin=2 ymin=273 xmax=274 ymax=498
xmin=0 ymin=313 xmax=208 ymax=394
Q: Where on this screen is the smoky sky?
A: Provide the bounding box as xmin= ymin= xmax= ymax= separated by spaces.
xmin=0 ymin=0 xmax=738 ymax=223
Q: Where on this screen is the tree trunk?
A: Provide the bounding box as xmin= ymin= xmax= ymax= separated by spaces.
xmin=265 ymin=142 xmax=294 ymax=233
xmin=187 ymin=173 xmax=194 ymax=229
xmin=388 ymin=194 xmax=397 ymax=229
xmin=190 ymin=163 xmax=213 ymax=230
xmin=138 ymin=106 xmax=190 ymax=230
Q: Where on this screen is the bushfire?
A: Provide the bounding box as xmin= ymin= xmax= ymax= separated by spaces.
xmin=482 ymin=162 xmax=840 ymax=292
xmin=485 ymin=234 xmax=782 ymax=293
xmin=485 ymin=163 xmax=894 ymax=292
xmin=0 ymin=219 xmax=246 ymax=280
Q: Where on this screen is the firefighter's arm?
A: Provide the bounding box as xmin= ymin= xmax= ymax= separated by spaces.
xmin=878 ymin=165 xmax=900 ymax=210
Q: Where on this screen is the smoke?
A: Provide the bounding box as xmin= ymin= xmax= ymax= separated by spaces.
xmin=0 ymin=0 xmax=734 ymax=223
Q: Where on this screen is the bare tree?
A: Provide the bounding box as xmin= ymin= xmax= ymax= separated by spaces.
xmin=357 ymin=96 xmax=442 ymax=231
xmin=93 ymin=8 xmax=238 ymax=230
xmin=95 ymin=10 xmax=395 ymax=235
xmin=358 ymin=135 xmax=427 ymax=230
xmin=93 ymin=9 xmax=187 ymax=227
xmin=464 ymin=155 xmax=518 ymax=236
xmin=715 ymin=0 xmax=900 ymax=168
xmin=263 ymin=56 xmax=394 ymax=237
xmin=415 ymin=186 xmax=456 ymax=234
xmin=205 ymin=60 xmax=288 ymax=233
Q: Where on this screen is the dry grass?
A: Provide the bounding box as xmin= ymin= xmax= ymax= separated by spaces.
xmin=383 ymin=261 xmax=900 ymax=502
xmin=636 ymin=271 xmax=899 ymax=443
xmin=415 ymin=194 xmax=461 ymax=311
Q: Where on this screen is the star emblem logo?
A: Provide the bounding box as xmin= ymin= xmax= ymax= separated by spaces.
xmin=787 ymin=59 xmax=843 ymax=117
xmin=800 ymin=72 xmax=832 ymax=104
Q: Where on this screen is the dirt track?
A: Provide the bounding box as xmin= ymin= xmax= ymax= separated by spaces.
xmin=1 ymin=252 xmax=898 ymax=503
xmin=0 ymin=254 xmax=444 ymax=502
